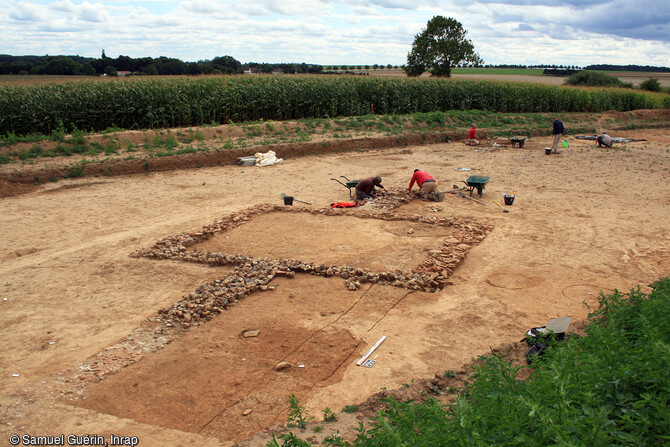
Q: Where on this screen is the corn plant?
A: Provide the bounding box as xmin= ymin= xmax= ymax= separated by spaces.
xmin=1 ymin=75 xmax=667 ymax=137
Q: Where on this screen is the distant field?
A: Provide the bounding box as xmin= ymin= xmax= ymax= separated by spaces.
xmin=2 ymin=69 xmax=670 ymax=88
xmin=0 ymin=74 xmax=115 ymax=85
xmin=325 ymin=68 xmax=670 ymax=88
xmin=452 ymin=68 xmax=545 ymax=76
xmin=600 ymin=71 xmax=670 ymax=88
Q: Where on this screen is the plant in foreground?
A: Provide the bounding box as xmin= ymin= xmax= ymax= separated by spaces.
xmin=322 ymin=407 xmax=337 ymax=422
xmin=285 ymin=394 xmax=313 ymax=429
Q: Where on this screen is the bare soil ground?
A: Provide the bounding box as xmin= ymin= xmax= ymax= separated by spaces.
xmin=1 ymin=112 xmax=670 ymax=446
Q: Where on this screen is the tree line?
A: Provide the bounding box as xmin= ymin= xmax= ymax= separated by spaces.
xmin=583 ymin=64 xmax=670 ymax=73
xmin=0 ymin=52 xmax=323 ymax=76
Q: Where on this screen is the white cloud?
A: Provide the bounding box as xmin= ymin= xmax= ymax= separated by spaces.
xmin=365 ymin=0 xmax=418 ymax=10
xmin=50 ymin=0 xmax=76 ymax=13
xmin=0 ymin=0 xmax=668 ymax=66
xmin=9 ymin=2 xmax=52 ymax=21
xmin=180 ymin=0 xmax=220 ymax=14
xmin=78 ymin=1 xmax=108 ymax=22
xmin=351 ymin=5 xmax=383 ymax=16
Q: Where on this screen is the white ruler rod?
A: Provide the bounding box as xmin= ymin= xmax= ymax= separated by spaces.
xmin=356 ymin=336 xmax=386 ymax=366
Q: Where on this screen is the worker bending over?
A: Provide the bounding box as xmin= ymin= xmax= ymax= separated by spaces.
xmin=596 ymin=133 xmax=613 ymax=148
xmin=355 ymin=176 xmax=387 ymax=201
xmin=408 ymin=169 xmax=440 ymax=201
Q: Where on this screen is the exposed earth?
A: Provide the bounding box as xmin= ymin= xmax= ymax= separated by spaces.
xmin=1 ymin=110 xmax=670 ymax=446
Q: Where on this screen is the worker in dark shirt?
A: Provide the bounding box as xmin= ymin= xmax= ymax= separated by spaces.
xmin=551 ymin=117 xmax=565 ymax=154
xmin=355 ymin=176 xmax=387 ymax=200
xmin=408 ymin=169 xmax=439 ymax=201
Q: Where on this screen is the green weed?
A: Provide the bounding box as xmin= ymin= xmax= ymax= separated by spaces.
xmin=66 ymin=161 xmax=86 ymax=178
xmin=341 ymin=405 xmax=358 ymax=414
xmin=285 ymin=394 xmax=313 ymax=429
xmin=322 ymin=407 xmax=337 ymax=422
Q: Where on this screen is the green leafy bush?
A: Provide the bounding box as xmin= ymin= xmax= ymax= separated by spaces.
xmin=565 ymin=71 xmax=633 ymax=88
xmin=360 ymin=278 xmax=670 ymax=446
xmin=640 ymin=78 xmax=662 ymax=92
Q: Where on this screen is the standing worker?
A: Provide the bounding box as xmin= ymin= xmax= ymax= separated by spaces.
xmin=408 ymin=169 xmax=440 ymax=201
xmin=551 ymin=117 xmax=565 ymax=154
xmin=355 ymin=176 xmax=387 ymax=201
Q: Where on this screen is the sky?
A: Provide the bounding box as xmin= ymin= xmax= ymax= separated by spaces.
xmin=1 ymin=0 xmax=669 ymax=68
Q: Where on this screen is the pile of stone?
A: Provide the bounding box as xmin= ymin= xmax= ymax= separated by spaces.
xmin=154 ymin=256 xmax=457 ymax=328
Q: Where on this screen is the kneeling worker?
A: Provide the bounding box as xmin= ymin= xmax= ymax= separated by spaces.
xmin=465 ymin=123 xmax=479 ymax=146
xmin=355 ymin=175 xmax=387 ymax=201
xmin=408 ymin=169 xmax=439 ymax=201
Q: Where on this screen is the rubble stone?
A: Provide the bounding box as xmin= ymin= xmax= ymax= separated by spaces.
xmin=131 ymin=196 xmax=493 ymax=329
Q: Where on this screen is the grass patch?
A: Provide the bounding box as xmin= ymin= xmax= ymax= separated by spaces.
xmin=341 ymin=405 xmax=358 ymax=414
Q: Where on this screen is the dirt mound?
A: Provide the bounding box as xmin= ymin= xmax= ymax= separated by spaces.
xmin=0 ymin=179 xmax=38 ymax=197
xmin=630 ymin=109 xmax=670 ymax=120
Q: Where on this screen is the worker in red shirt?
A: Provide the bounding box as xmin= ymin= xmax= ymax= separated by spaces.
xmin=408 ymin=169 xmax=440 ymax=201
xmin=466 ymin=123 xmax=479 ymax=146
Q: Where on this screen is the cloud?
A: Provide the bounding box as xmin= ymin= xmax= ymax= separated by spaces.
xmin=473 ymin=0 xmax=612 ymax=5
xmin=241 ymin=0 xmax=333 ymax=16
xmin=574 ymin=1 xmax=670 ymax=41
xmin=50 ymin=0 xmax=76 ymax=13
xmin=1 ymin=0 xmax=669 ymax=67
xmin=351 ymin=5 xmax=383 ymax=16
xmin=477 ymin=0 xmax=670 ymax=42
xmin=8 ymin=2 xmax=51 ymax=21
xmin=515 ymin=23 xmax=534 ymax=31
xmin=234 ymin=3 xmax=270 ymax=16
xmin=180 ymin=0 xmax=221 ymax=14
xmin=365 ymin=0 xmax=418 ymax=9
xmin=78 ymin=2 xmax=108 ymax=22
xmin=491 ymin=10 xmax=524 ymax=23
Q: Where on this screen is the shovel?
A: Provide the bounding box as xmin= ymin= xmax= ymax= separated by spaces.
xmin=457 ymin=191 xmax=487 ymax=205
xmin=493 ymin=200 xmax=509 ymax=213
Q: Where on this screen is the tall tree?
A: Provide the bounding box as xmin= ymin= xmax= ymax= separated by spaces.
xmin=405 ymin=16 xmax=482 ymax=77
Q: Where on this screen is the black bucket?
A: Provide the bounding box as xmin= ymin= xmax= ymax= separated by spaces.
xmin=545 ymin=148 xmax=552 ymax=155
xmin=503 ymin=195 xmax=515 ymax=206
xmin=283 ymin=196 xmax=294 ymax=206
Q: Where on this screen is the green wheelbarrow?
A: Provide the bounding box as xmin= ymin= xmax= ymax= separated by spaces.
xmin=462 ymin=175 xmax=491 ymax=197
xmin=331 ymin=175 xmax=361 ymax=198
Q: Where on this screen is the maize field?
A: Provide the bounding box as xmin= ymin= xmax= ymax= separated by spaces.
xmin=1 ymin=75 xmax=668 ymax=136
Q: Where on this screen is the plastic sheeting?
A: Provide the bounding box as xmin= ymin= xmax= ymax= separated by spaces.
xmin=255 ymin=150 xmax=284 ymax=167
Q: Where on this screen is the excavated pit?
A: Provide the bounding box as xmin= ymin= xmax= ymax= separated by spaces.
xmin=74 ymin=201 xmax=493 ymax=442
xmin=191 ymin=212 xmax=456 ymax=272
